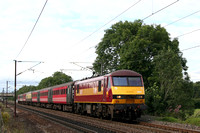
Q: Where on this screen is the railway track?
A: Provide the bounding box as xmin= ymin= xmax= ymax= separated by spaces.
xmin=15 ymin=103 xmax=200 ymax=133
xmin=139 ymin=122 xmax=200 ymax=133
xmin=16 ymin=104 xmax=113 ymax=133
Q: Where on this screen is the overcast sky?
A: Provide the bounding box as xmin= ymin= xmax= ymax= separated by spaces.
xmin=0 ymin=0 xmax=200 ymax=92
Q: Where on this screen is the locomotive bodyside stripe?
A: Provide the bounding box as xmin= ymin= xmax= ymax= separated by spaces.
xmin=76 ymin=87 xmax=103 ymax=96
xmin=111 ymin=86 xmax=145 ymax=95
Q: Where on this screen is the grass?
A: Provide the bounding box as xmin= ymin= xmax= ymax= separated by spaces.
xmin=185 ymin=117 xmax=200 ymax=126
xmin=157 ymin=109 xmax=200 ymax=127
xmin=157 ymin=116 xmax=180 ymax=123
xmin=184 ymin=109 xmax=200 ymax=126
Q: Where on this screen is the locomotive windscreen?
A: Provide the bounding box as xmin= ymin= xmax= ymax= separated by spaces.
xmin=112 ymin=77 xmax=142 ymax=86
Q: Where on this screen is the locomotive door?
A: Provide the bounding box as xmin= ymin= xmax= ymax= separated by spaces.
xmin=103 ymin=77 xmax=107 ymax=102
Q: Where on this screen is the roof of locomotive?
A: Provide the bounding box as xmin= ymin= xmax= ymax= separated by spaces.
xmin=75 ymin=70 xmax=141 ymax=84
xmin=106 ymin=69 xmax=142 ymax=77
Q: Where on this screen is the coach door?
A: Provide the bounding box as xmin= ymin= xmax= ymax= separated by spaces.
xmin=37 ymin=92 xmax=40 ymax=102
xmin=48 ymin=88 xmax=52 ymax=103
xmin=67 ymin=85 xmax=73 ymax=104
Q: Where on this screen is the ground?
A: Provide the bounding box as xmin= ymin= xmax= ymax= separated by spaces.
xmin=5 ymin=106 xmax=76 ymax=133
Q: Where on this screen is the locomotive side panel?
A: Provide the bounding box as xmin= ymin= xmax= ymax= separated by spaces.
xmin=74 ymin=76 xmax=104 ymax=103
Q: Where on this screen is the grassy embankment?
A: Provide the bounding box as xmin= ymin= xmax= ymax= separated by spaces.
xmin=158 ymin=109 xmax=200 ymax=126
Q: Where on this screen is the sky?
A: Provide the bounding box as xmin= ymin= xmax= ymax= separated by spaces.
xmin=0 ymin=0 xmax=200 ymax=92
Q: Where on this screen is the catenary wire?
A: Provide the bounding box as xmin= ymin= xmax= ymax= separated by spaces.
xmin=142 ymin=0 xmax=179 ymax=20
xmin=181 ymin=45 xmax=200 ymax=51
xmin=164 ymin=9 xmax=200 ymax=27
xmin=175 ymin=28 xmax=200 ymax=38
xmin=71 ymin=0 xmax=142 ymax=48
xmin=69 ymin=0 xmax=180 ymax=63
xmin=14 ymin=0 xmax=48 ymax=60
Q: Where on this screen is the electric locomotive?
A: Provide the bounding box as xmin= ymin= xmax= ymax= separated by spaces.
xmin=74 ymin=69 xmax=145 ymax=120
xmin=18 ymin=70 xmax=146 ymax=120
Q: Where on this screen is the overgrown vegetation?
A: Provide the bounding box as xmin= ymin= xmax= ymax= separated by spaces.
xmin=158 ymin=109 xmax=200 ymax=126
xmin=0 ymin=102 xmax=10 ymax=132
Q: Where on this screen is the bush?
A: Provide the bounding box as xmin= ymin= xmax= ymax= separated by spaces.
xmin=185 ymin=117 xmax=200 ymax=126
xmin=158 ymin=117 xmax=180 ymax=123
xmin=194 ymin=98 xmax=200 ymax=108
xmin=2 ymin=112 xmax=10 ymax=125
xmin=0 ymin=102 xmax=5 ymax=112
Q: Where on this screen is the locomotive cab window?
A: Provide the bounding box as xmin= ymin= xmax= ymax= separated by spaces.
xmin=113 ymin=77 xmax=142 ymax=86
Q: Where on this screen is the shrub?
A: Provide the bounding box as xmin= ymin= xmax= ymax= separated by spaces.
xmin=2 ymin=112 xmax=10 ymax=124
xmin=185 ymin=117 xmax=200 ymax=126
xmin=194 ymin=98 xmax=200 ymax=108
xmin=158 ymin=117 xmax=180 ymax=123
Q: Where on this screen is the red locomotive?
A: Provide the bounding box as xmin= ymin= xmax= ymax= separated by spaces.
xmin=18 ymin=70 xmax=146 ymax=120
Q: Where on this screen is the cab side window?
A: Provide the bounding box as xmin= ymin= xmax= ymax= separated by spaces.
xmin=77 ymin=85 xmax=79 ymax=93
xmin=98 ymin=80 xmax=101 ymax=92
xmin=108 ymin=77 xmax=111 ymax=89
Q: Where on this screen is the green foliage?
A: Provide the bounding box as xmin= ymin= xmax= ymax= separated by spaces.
xmin=191 ymin=109 xmax=200 ymax=117
xmin=185 ymin=117 xmax=200 ymax=126
xmin=93 ymin=20 xmax=187 ymax=89
xmin=93 ymin=20 xmax=194 ymax=118
xmin=0 ymin=102 xmax=5 ymax=112
xmin=17 ymin=85 xmax=36 ymax=96
xmin=17 ymin=71 xmax=73 ymax=96
xmin=37 ymin=71 xmax=73 ymax=89
xmin=193 ymin=82 xmax=200 ymax=98
xmin=194 ymin=98 xmax=200 ymax=108
xmin=145 ymin=83 xmax=164 ymax=115
xmin=2 ymin=112 xmax=10 ymax=125
xmin=158 ymin=117 xmax=180 ymax=123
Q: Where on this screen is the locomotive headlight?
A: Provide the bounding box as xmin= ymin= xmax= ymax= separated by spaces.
xmin=136 ymin=95 xmax=144 ymax=99
xmin=117 ymin=95 xmax=121 ymax=99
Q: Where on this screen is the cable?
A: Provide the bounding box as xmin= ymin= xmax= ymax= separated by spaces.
xmin=164 ymin=9 xmax=200 ymax=27
xmin=15 ymin=0 xmax=48 ymax=60
xmin=17 ymin=62 xmax=43 ymax=76
xmin=72 ymin=0 xmax=142 ymax=47
xmin=71 ymin=0 xmax=180 ymax=63
xmin=181 ymin=45 xmax=200 ymax=51
xmin=142 ymin=0 xmax=179 ymax=21
xmin=175 ymin=28 xmax=200 ymax=38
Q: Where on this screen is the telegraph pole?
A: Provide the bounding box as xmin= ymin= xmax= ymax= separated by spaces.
xmin=2 ymin=88 xmax=4 ymax=103
xmin=13 ymin=60 xmax=43 ymax=117
xmin=6 ymin=81 xmax=9 ymax=108
xmin=14 ymin=60 xmax=17 ymax=117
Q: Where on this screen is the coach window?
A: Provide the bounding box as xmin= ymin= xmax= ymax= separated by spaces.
xmin=98 ymin=80 xmax=101 ymax=92
xmin=77 ymin=85 xmax=79 ymax=93
xmin=108 ymin=77 xmax=111 ymax=89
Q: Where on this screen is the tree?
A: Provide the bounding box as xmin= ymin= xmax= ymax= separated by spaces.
xmin=93 ymin=20 xmax=194 ymax=117
xmin=193 ymin=81 xmax=200 ymax=108
xmin=93 ymin=20 xmax=187 ymax=89
xmin=37 ymin=71 xmax=73 ymax=89
xmin=16 ymin=85 xmax=36 ymax=99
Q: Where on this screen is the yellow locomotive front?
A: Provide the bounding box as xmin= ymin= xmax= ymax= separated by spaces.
xmin=107 ymin=70 xmax=146 ymax=120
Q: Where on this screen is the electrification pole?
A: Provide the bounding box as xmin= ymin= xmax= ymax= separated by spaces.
xmin=6 ymin=81 xmax=8 ymax=108
xmin=14 ymin=60 xmax=17 ymax=117
xmin=13 ymin=60 xmax=43 ymax=117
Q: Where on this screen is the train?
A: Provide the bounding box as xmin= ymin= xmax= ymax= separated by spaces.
xmin=18 ymin=70 xmax=146 ymax=120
